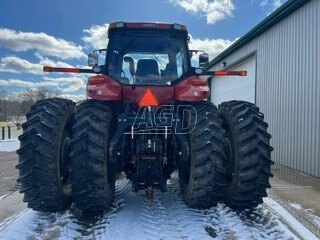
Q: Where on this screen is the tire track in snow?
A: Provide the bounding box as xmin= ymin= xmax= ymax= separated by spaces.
xmin=158 ymin=180 xmax=212 ymax=240
xmin=0 ymin=178 xmax=130 ymax=240
xmin=138 ymin=179 xmax=211 ymax=240
xmin=140 ymin=192 xmax=165 ymax=240
xmin=0 ymin=176 xmax=298 ymax=239
xmin=70 ymin=178 xmax=130 ymax=239
xmin=204 ymin=203 xmax=297 ymax=240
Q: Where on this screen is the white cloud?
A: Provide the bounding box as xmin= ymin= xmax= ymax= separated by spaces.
xmin=7 ymin=90 xmax=86 ymax=102
xmin=259 ymin=0 xmax=268 ymax=7
xmin=189 ymin=35 xmax=236 ymax=60
xmin=0 ymin=28 xmax=86 ymax=59
xmin=170 ymin=0 xmax=234 ymax=24
xmin=39 ymin=58 xmax=74 ymax=69
xmin=61 ymin=84 xmax=86 ymax=93
xmin=0 ymin=56 xmax=42 ymax=75
xmin=273 ymin=0 xmax=283 ymax=10
xmin=0 ymin=76 xmax=86 ymax=94
xmin=0 ymin=79 xmax=60 ymax=88
xmin=0 ymin=56 xmax=75 ymax=75
xmin=43 ymin=76 xmax=86 ymax=93
xmin=255 ymin=0 xmax=285 ymax=11
xmin=82 ymin=23 xmax=109 ymax=49
xmin=60 ymin=93 xmax=86 ymax=102
xmin=43 ymin=76 xmax=84 ymax=84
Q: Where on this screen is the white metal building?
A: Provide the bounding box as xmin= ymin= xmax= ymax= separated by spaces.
xmin=206 ymin=0 xmax=320 ymax=178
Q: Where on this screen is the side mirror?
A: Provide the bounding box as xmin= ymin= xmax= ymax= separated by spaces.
xmin=88 ymin=53 xmax=98 ymax=67
xmin=199 ymin=53 xmax=209 ymax=68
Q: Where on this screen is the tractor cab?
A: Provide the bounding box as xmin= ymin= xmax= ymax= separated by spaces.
xmin=106 ymin=23 xmax=190 ymax=86
xmin=89 ymin=22 xmax=209 ymax=86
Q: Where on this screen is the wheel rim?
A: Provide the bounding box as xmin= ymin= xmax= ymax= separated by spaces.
xmin=59 ymin=130 xmax=72 ymax=194
xmin=224 ymin=126 xmax=235 ymax=183
xmin=179 ymin=138 xmax=191 ymax=186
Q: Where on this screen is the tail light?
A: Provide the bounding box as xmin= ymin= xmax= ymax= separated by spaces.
xmin=88 ymin=76 xmax=107 ymax=84
xmin=192 ymin=78 xmax=208 ymax=85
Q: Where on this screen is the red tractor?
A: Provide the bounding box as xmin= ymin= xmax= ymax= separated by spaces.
xmin=17 ymin=22 xmax=273 ymax=212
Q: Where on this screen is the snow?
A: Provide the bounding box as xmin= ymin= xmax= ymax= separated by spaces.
xmin=0 ymin=139 xmax=20 ymax=152
xmin=0 ymin=176 xmax=299 ymax=240
xmin=290 ymin=202 xmax=320 ymax=228
xmin=313 ymin=215 xmax=320 ymax=227
xmin=264 ymin=198 xmax=318 ymax=240
xmin=306 ymin=209 xmax=320 ymax=228
xmin=290 ymin=202 xmax=303 ymax=210
xmin=0 ymin=195 xmax=8 ymax=202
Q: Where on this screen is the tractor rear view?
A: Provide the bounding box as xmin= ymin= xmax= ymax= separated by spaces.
xmin=17 ymin=22 xmax=273 ymax=212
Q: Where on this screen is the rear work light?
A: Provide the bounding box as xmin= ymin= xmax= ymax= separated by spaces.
xmin=173 ymin=24 xmax=187 ymax=31
xmin=115 ymin=22 xmax=125 ymax=28
xmin=109 ymin=22 xmax=125 ymax=29
xmin=173 ymin=24 xmax=182 ymax=30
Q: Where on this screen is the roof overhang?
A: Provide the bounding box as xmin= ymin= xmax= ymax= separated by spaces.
xmin=205 ymin=0 xmax=312 ymax=70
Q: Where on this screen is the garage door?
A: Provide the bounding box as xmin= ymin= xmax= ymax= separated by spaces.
xmin=210 ymin=56 xmax=256 ymax=105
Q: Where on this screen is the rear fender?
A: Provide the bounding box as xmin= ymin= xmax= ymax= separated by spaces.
xmin=174 ymin=76 xmax=210 ymax=101
xmin=86 ymin=75 xmax=122 ymax=100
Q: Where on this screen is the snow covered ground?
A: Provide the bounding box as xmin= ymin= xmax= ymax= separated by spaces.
xmin=264 ymin=198 xmax=317 ymax=239
xmin=0 ymin=195 xmax=7 ymax=202
xmin=290 ymin=202 xmax=320 ymax=228
xmin=0 ymin=139 xmax=20 ymax=152
xmin=0 ymin=177 xmax=302 ymax=240
xmin=0 ymin=139 xmax=318 ymax=239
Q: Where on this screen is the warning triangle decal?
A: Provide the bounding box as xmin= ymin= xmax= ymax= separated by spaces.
xmin=139 ymin=88 xmax=159 ymax=107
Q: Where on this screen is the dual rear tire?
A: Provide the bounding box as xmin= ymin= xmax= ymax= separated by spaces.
xmin=179 ymin=100 xmax=274 ymax=210
xmin=70 ymin=100 xmax=116 ymax=211
xmin=179 ymin=102 xmax=227 ymax=209
xmin=17 ymin=99 xmax=116 ymax=212
xmin=219 ymin=101 xmax=274 ymax=209
xmin=17 ymin=98 xmax=75 ymax=211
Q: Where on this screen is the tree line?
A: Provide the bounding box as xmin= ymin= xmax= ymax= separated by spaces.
xmin=0 ymin=87 xmax=60 ymax=128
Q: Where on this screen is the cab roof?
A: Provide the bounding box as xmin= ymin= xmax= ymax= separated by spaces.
xmin=108 ymin=22 xmax=188 ymax=36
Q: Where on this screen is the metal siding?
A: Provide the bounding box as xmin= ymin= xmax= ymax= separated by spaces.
xmin=209 ymin=0 xmax=320 ymax=177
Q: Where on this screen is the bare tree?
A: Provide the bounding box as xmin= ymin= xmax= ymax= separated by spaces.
xmin=0 ymin=87 xmax=6 ymax=99
xmin=5 ymin=96 xmax=22 ymax=128
xmin=2 ymin=87 xmax=61 ymax=129
xmin=0 ymin=87 xmax=7 ymax=121
xmin=0 ymin=86 xmax=6 ymax=104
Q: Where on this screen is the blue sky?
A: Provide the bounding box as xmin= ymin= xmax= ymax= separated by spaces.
xmin=0 ymin=0 xmax=285 ymax=100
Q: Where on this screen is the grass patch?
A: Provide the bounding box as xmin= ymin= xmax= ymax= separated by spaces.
xmin=0 ymin=121 xmax=9 ymax=127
